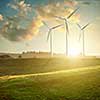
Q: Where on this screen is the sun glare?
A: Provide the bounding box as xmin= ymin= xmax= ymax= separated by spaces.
xmin=69 ymin=45 xmax=81 ymax=57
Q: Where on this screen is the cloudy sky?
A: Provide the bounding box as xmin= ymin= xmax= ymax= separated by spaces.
xmin=0 ymin=0 xmax=100 ymax=55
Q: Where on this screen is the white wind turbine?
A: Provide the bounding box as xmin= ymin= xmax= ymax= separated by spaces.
xmin=42 ymin=21 xmax=63 ymax=56
xmin=55 ymin=8 xmax=79 ymax=56
xmin=77 ymin=22 xmax=91 ymax=56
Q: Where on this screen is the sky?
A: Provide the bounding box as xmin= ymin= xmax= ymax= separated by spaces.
xmin=0 ymin=0 xmax=100 ymax=55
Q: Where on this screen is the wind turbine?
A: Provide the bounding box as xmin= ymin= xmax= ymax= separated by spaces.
xmin=42 ymin=21 xmax=63 ymax=56
xmin=55 ymin=8 xmax=79 ymax=56
xmin=77 ymin=22 xmax=90 ymax=56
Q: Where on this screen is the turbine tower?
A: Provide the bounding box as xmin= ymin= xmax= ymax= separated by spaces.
xmin=42 ymin=21 xmax=63 ymax=56
xmin=55 ymin=8 xmax=79 ymax=56
xmin=77 ymin=23 xmax=90 ymax=56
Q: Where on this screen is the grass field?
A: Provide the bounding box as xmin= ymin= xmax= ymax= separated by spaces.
xmin=0 ymin=58 xmax=100 ymax=76
xmin=0 ymin=58 xmax=100 ymax=100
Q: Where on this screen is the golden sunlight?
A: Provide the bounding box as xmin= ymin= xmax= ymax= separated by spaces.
xmin=69 ymin=44 xmax=81 ymax=57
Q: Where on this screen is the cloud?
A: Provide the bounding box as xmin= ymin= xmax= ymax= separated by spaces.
xmin=0 ymin=0 xmax=38 ymax=42
xmin=1 ymin=28 xmax=26 ymax=41
xmin=8 ymin=0 xmax=32 ymax=17
xmin=82 ymin=2 xmax=91 ymax=5
xmin=0 ymin=15 xmax=43 ymax=41
xmin=64 ymin=0 xmax=78 ymax=7
xmin=76 ymin=0 xmax=91 ymax=6
xmin=96 ymin=17 xmax=100 ymax=21
xmin=0 ymin=0 xmax=80 ymax=42
xmin=36 ymin=1 xmax=80 ymax=23
xmin=0 ymin=14 xmax=3 ymax=21
xmin=28 ymin=16 xmax=43 ymax=34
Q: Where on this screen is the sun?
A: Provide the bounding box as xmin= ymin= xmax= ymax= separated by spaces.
xmin=69 ymin=44 xmax=81 ymax=57
xmin=69 ymin=48 xmax=80 ymax=57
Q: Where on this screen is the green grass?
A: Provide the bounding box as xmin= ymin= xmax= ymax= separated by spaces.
xmin=0 ymin=58 xmax=100 ymax=100
xmin=0 ymin=58 xmax=100 ymax=76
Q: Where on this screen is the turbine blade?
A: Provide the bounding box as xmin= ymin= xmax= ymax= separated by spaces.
xmin=77 ymin=23 xmax=81 ymax=29
xmin=67 ymin=7 xmax=79 ymax=19
xmin=47 ymin=29 xmax=52 ymax=41
xmin=81 ymin=23 xmax=90 ymax=30
xmin=52 ymin=24 xmax=63 ymax=29
xmin=42 ymin=21 xmax=49 ymax=29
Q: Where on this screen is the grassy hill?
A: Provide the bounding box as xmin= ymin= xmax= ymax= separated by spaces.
xmin=0 ymin=58 xmax=100 ymax=100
